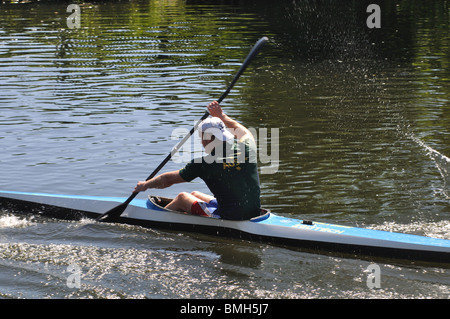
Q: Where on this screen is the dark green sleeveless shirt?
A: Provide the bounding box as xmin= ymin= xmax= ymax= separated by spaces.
xmin=179 ymin=137 xmax=261 ymax=220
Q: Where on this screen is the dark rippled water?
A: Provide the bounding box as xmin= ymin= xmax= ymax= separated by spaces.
xmin=1 ymin=0 xmax=449 ymax=299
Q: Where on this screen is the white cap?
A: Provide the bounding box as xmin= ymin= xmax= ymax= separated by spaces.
xmin=199 ymin=117 xmax=234 ymax=143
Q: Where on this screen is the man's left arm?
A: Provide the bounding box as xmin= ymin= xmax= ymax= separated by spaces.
xmin=207 ymin=101 xmax=254 ymax=141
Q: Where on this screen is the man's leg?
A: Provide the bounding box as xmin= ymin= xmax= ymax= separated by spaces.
xmin=165 ymin=192 xmax=198 ymax=213
xmin=190 ymin=191 xmax=214 ymax=203
xmin=189 ymin=191 xmax=219 ymax=218
xmin=164 ymin=191 xmax=215 ymax=214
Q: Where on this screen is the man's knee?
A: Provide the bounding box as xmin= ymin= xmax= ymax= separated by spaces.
xmin=167 ymin=192 xmax=195 ymax=213
xmin=191 ymin=191 xmax=202 ymax=198
xmin=176 ymin=192 xmax=191 ymax=201
xmin=190 ymin=191 xmax=213 ymax=202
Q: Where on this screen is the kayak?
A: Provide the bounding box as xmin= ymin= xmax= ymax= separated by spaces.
xmin=1 ymin=190 xmax=449 ymax=265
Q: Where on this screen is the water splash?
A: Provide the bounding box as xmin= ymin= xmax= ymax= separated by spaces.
xmin=0 ymin=214 xmax=33 ymax=228
xmin=409 ymin=134 xmax=450 ymax=199
xmin=369 ymin=220 xmax=450 ymax=239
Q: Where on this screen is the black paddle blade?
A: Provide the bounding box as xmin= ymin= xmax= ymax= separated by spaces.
xmin=96 ymin=202 xmax=127 ymax=223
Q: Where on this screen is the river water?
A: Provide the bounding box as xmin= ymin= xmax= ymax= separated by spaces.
xmin=0 ymin=0 xmax=449 ymax=299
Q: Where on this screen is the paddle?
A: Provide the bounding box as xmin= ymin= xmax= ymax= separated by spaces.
xmin=96 ymin=36 xmax=269 ymax=222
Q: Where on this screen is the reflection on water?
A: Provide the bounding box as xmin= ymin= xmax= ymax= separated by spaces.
xmin=0 ymin=0 xmax=449 ymax=299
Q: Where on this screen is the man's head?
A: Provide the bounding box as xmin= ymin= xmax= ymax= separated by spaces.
xmin=199 ymin=117 xmax=234 ymax=152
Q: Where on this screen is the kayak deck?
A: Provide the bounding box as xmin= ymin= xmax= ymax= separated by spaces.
xmin=1 ymin=190 xmax=449 ymax=265
xmin=148 ymin=195 xmax=450 ymax=253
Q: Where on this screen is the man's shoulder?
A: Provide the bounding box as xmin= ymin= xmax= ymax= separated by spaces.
xmin=236 ymin=135 xmax=257 ymax=160
xmin=179 ymin=158 xmax=204 ymax=181
xmin=237 ymin=134 xmax=256 ymax=147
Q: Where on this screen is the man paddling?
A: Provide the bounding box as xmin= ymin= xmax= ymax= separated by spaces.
xmin=134 ymin=101 xmax=261 ymax=220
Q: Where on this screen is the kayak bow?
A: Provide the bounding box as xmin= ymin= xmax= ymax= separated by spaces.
xmin=1 ymin=190 xmax=449 ymax=265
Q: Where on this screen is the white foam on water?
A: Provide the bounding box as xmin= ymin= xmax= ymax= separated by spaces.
xmin=0 ymin=214 xmax=33 ymax=228
xmin=369 ymin=220 xmax=450 ymax=239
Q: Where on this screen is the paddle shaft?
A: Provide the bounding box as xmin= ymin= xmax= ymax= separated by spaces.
xmin=97 ymin=36 xmax=268 ymax=221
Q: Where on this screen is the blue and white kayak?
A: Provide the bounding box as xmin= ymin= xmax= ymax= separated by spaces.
xmin=1 ymin=190 xmax=449 ymax=265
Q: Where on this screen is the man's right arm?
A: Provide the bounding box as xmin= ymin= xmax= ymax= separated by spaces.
xmin=134 ymin=170 xmax=185 ymax=192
